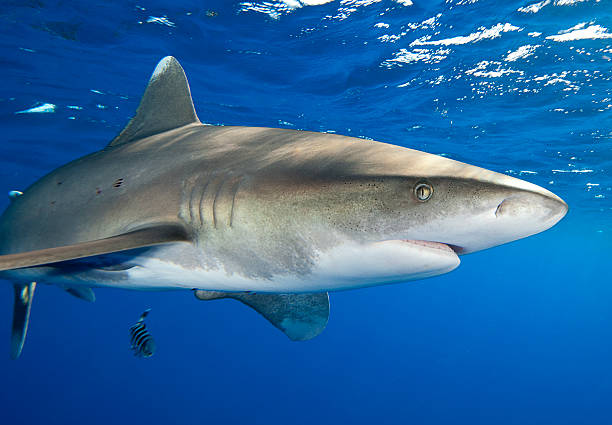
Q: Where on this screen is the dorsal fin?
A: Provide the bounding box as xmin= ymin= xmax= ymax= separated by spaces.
xmin=108 ymin=56 xmax=200 ymax=147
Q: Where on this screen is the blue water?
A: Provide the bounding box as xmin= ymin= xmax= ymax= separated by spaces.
xmin=1 ymin=1 xmax=611 ymax=424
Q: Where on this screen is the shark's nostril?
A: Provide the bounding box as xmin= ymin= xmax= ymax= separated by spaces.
xmin=494 ymin=194 xmax=568 ymax=222
xmin=494 ymin=196 xmax=533 ymax=218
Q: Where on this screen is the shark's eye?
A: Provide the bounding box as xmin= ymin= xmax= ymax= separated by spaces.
xmin=414 ymin=182 xmax=433 ymax=202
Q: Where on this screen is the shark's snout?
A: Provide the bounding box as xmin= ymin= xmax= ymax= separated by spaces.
xmin=432 ymin=177 xmax=568 ymax=255
xmin=495 ymin=191 xmax=568 ymax=225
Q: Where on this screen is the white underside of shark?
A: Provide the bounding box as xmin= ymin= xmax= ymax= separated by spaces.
xmin=5 ymin=238 xmax=459 ymax=293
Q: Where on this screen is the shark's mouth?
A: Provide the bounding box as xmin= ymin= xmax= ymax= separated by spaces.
xmin=401 ymin=240 xmax=465 ymax=255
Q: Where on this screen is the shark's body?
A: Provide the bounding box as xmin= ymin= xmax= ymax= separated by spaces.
xmin=0 ymin=57 xmax=567 ymax=358
xmin=0 ymin=124 xmax=465 ymax=293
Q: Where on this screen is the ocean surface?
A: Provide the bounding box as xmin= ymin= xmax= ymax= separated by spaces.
xmin=0 ymin=1 xmax=611 ymax=424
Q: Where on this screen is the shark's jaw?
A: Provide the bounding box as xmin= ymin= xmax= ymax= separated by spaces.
xmin=302 ymin=238 xmax=461 ymax=291
xmin=401 ymin=239 xmax=462 ymax=253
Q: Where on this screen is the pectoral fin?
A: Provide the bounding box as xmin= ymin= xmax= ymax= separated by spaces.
xmin=65 ymin=286 xmax=96 ymax=303
xmin=11 ymin=282 xmax=36 ymax=359
xmin=0 ymin=224 xmax=189 ymax=272
xmin=195 ymin=291 xmax=329 ymax=341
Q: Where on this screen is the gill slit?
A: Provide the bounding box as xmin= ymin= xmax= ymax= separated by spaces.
xmin=188 ymin=184 xmax=198 ymax=223
xmin=198 ymin=179 xmax=211 ymax=227
xmin=229 ymin=176 xmax=243 ymax=228
xmin=212 ymin=175 xmax=230 ymax=229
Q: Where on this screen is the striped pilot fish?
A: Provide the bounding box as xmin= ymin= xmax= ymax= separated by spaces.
xmin=129 ymin=309 xmax=156 ymax=358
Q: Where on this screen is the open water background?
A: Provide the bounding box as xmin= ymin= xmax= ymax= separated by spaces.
xmin=0 ymin=1 xmax=611 ymax=424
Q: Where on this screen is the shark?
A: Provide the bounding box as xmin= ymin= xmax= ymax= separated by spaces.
xmin=0 ymin=57 xmax=568 ymax=359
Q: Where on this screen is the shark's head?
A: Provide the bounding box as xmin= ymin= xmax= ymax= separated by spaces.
xmin=250 ymin=132 xmax=568 ymax=254
xmin=235 ymin=131 xmax=568 ymax=288
xmin=375 ymin=165 xmax=568 ymax=255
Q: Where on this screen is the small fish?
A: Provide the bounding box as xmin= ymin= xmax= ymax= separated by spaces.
xmin=129 ymin=309 xmax=156 ymax=358
xmin=8 ymin=190 xmax=23 ymax=200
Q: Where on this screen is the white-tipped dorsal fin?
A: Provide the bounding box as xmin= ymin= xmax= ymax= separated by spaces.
xmin=108 ymin=56 xmax=200 ymax=147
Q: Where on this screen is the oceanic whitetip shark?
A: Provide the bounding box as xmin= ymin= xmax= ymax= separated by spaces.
xmin=0 ymin=57 xmax=568 ymax=359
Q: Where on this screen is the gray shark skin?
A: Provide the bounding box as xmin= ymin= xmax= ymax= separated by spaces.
xmin=0 ymin=57 xmax=567 ymax=358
